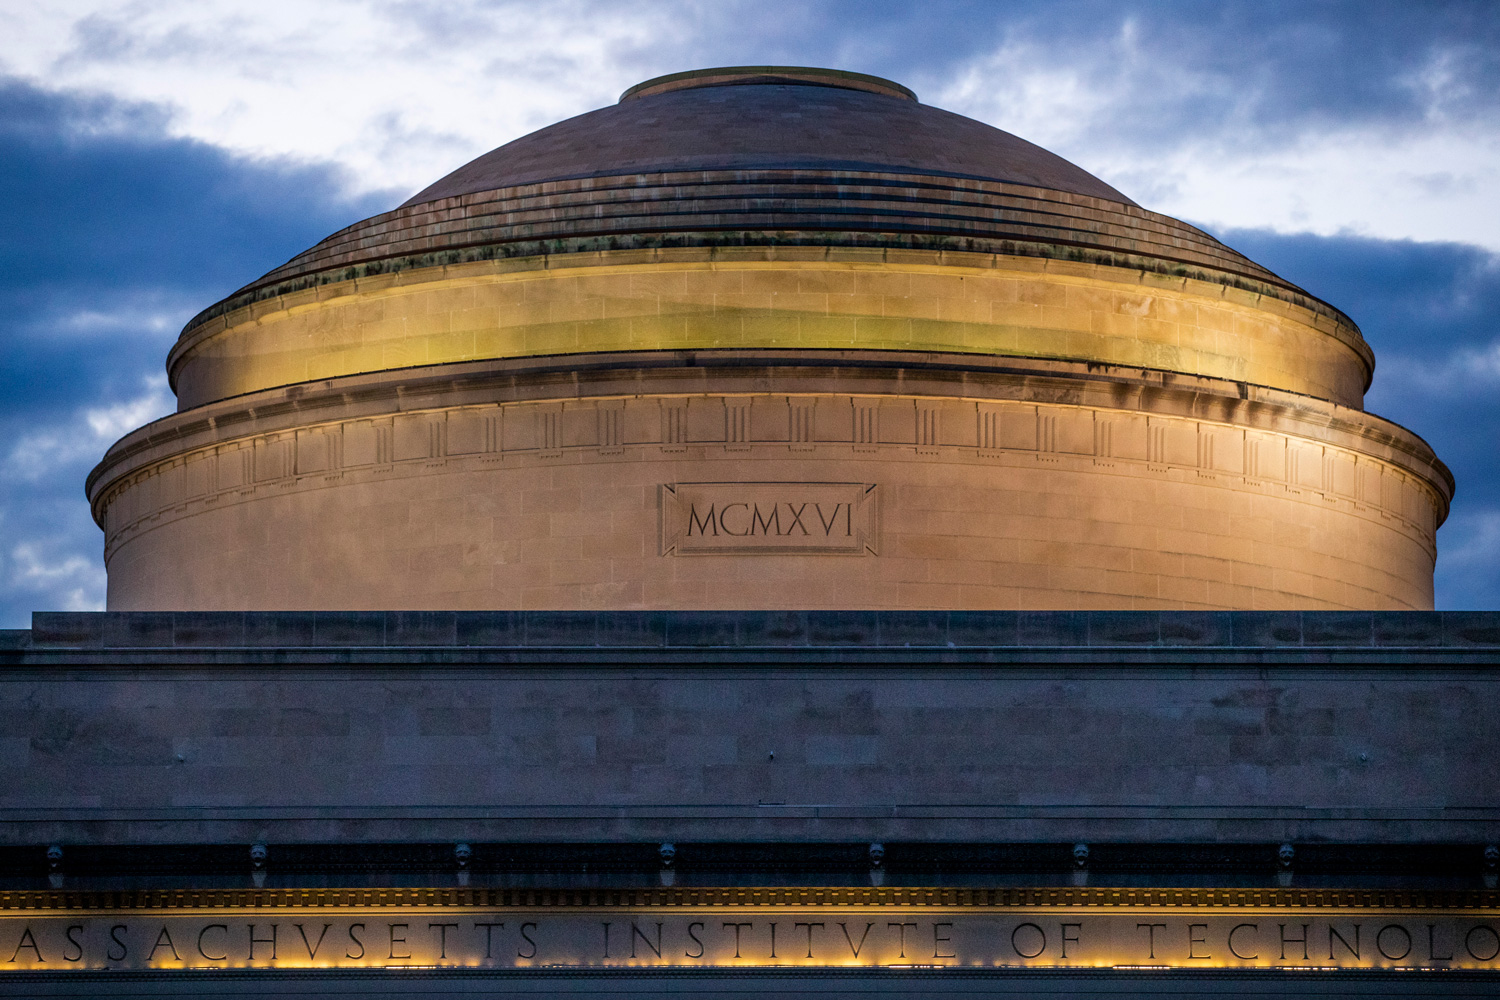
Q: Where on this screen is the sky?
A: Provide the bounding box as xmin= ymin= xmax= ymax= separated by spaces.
xmin=0 ymin=0 xmax=1497 ymax=623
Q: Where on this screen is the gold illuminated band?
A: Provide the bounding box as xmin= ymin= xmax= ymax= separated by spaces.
xmin=0 ymin=887 xmax=1494 ymax=972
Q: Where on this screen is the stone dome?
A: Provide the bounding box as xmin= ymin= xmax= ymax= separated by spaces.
xmin=400 ymin=66 xmax=1133 ymax=204
xmin=90 ymin=67 xmax=1452 ymax=613
xmin=168 ymin=66 xmax=1357 ymax=411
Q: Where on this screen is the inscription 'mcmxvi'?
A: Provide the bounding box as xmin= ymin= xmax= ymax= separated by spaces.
xmin=687 ymin=501 xmax=851 ymax=538
xmin=660 ymin=482 xmax=875 ymax=555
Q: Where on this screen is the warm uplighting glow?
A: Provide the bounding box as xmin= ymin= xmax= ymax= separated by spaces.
xmin=1 ymin=903 xmax=1494 ymax=973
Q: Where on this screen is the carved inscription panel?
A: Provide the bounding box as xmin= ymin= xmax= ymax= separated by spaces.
xmin=661 ymin=482 xmax=877 ymax=555
xmin=0 ymin=906 xmax=1494 ymax=971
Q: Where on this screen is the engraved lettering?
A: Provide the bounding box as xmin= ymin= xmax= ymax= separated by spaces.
xmin=934 ymin=922 xmax=956 ymax=959
xmin=784 ymin=503 xmax=810 ymax=535
xmin=751 ymin=503 xmax=780 ymax=536
xmin=296 ymin=923 xmax=331 ymax=960
xmin=198 ymin=924 xmax=228 ymax=961
xmin=388 ymin=923 xmax=409 ymax=961
xmin=1377 ymin=924 xmax=1412 ymax=961
xmin=1188 ymin=923 xmax=1210 ymax=959
xmin=1229 ymin=923 xmax=1258 ymax=960
xmin=815 ymin=503 xmax=841 ymax=535
xmin=687 ymin=504 xmax=718 ymax=536
xmin=346 ymin=924 xmax=365 ymax=960
xmin=1466 ymin=925 xmax=1500 ymax=961
xmin=429 ymin=923 xmax=458 ymax=960
xmin=1329 ymin=923 xmax=1360 ymax=960
xmin=0 ymin=900 xmax=1475 ymax=972
xmin=1280 ymin=923 xmax=1309 ymax=961
xmin=794 ymin=922 xmax=824 ymax=958
xmin=1060 ymin=922 xmax=1081 ymax=959
xmin=1013 ymin=923 xmax=1047 ymax=959
xmin=1137 ymin=923 xmax=1166 ymax=960
xmin=889 ymin=922 xmax=918 ymax=959
xmin=839 ymin=921 xmax=874 ymax=957
xmin=664 ymin=483 xmax=874 ymax=555
xmin=474 ymin=922 xmax=504 ymax=960
xmin=8 ymin=927 xmax=43 ymax=963
xmin=719 ymin=502 xmax=750 ymax=536
xmin=249 ymin=923 xmax=278 ymax=961
xmin=723 ymin=922 xmax=752 ymax=959
xmin=631 ymin=922 xmax=662 ymax=959
xmin=149 ymin=926 xmax=180 ymax=962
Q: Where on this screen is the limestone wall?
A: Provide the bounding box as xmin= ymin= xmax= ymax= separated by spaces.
xmin=4 ymin=610 xmax=1497 ymax=847
xmin=168 ymin=249 xmax=1373 ymax=410
xmin=92 ymin=351 xmax=1446 ymax=612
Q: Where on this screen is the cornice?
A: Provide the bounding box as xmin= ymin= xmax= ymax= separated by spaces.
xmin=2 ymin=886 xmax=1495 ymax=912
xmin=88 ymin=349 xmax=1446 ymax=524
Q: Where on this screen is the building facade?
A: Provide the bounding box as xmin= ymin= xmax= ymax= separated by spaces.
xmin=2 ymin=68 xmax=1494 ymax=997
xmin=2 ymin=609 xmax=1499 ymax=996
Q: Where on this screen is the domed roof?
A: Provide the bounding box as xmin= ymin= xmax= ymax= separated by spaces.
xmin=400 ymin=66 xmax=1135 ymax=207
xmin=181 ymin=67 xmax=1348 ymax=338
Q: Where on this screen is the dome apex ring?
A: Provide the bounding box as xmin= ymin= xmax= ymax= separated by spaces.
xmin=620 ymin=65 xmax=917 ymax=103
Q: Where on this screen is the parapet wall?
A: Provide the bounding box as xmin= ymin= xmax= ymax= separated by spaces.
xmin=4 ymin=610 xmax=1497 ymax=847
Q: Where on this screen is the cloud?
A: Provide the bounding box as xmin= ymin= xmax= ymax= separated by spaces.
xmin=1433 ymin=508 xmax=1500 ymax=610
xmin=0 ymin=78 xmax=391 ymax=626
xmin=2 ymin=1 xmax=1496 ymax=246
xmin=1400 ymin=341 xmax=1500 ymax=397
xmin=6 ymin=372 xmax=170 ymax=483
xmin=5 ymin=0 xmax=695 ymax=199
xmin=6 ymin=540 xmax=106 ymax=614
xmin=1216 ymin=228 xmax=1500 ymax=607
xmin=925 ymin=2 xmax=1500 ymax=246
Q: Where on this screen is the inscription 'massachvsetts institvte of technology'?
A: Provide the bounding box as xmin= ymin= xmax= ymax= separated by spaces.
xmin=4 ymin=907 xmax=1497 ymax=970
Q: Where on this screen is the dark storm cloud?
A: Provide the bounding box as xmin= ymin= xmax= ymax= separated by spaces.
xmin=0 ymin=78 xmax=394 ymax=625
xmin=0 ymin=79 xmax=393 ymax=420
xmin=1218 ymin=229 xmax=1500 ymax=608
xmin=1222 ymin=231 xmax=1500 ymax=362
